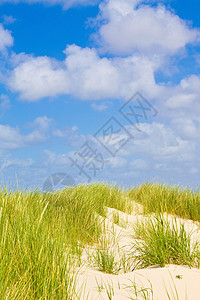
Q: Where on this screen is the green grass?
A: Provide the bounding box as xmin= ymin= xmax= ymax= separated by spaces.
xmin=132 ymin=214 xmax=200 ymax=269
xmin=0 ymin=182 xmax=200 ymax=299
xmin=0 ymin=183 xmax=133 ymax=298
xmin=92 ymin=249 xmax=119 ymax=274
xmin=128 ymin=182 xmax=200 ymax=221
xmin=0 ymin=188 xmax=79 ymax=299
xmin=121 ymin=276 xmax=153 ymax=300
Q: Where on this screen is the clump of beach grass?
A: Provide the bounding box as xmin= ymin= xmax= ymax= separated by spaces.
xmin=131 ymin=214 xmax=200 ymax=269
xmin=92 ymin=249 xmax=119 ymax=274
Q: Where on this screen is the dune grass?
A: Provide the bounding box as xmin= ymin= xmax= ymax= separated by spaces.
xmin=128 ymin=182 xmax=200 ymax=221
xmin=0 ymin=183 xmax=133 ymax=298
xmin=0 ymin=188 xmax=80 ymax=299
xmin=0 ymin=182 xmax=200 ymax=299
xmin=132 ymin=214 xmax=200 ymax=269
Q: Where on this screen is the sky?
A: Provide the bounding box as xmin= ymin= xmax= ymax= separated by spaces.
xmin=0 ymin=0 xmax=200 ymax=191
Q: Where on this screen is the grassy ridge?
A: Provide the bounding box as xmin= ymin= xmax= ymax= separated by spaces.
xmin=128 ymin=182 xmax=200 ymax=221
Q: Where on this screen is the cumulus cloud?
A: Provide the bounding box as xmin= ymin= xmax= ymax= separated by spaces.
xmin=5 ymin=0 xmax=200 ymax=104
xmin=64 ymin=45 xmax=121 ymax=99
xmin=162 ymin=75 xmax=200 ymax=121
xmin=30 ymin=115 xmax=53 ymax=132
xmin=0 ymin=124 xmax=24 ymax=149
xmin=8 ymin=56 xmax=70 ymax=101
xmin=171 ymin=118 xmax=200 ymax=140
xmin=0 ymin=24 xmax=13 ymax=51
xmin=8 ymin=44 xmax=162 ymax=101
xmin=94 ymin=0 xmax=200 ymax=55
xmin=98 ymin=121 xmax=197 ymax=163
xmin=166 ymin=93 xmax=196 ymax=109
xmin=129 ymin=122 xmax=196 ymax=162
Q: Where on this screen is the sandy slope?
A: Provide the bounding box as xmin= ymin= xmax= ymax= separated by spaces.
xmin=75 ymin=207 xmax=200 ymax=299
xmin=77 ymin=264 xmax=200 ymax=299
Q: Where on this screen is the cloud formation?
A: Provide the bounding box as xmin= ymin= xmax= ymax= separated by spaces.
xmin=8 ymin=44 xmax=161 ymax=101
xmin=0 ymin=116 xmax=52 ymax=150
xmin=0 ymin=0 xmax=99 ymax=9
xmin=95 ymin=0 xmax=200 ymax=55
xmin=0 ymin=24 xmax=13 ymax=51
xmin=8 ymin=56 xmax=70 ymax=101
xmin=5 ymin=0 xmax=200 ymax=104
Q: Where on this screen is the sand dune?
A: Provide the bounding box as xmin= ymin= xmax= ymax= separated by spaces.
xmin=76 ymin=207 xmax=200 ymax=299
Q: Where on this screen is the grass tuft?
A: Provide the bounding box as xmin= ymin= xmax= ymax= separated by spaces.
xmin=131 ymin=214 xmax=200 ymax=269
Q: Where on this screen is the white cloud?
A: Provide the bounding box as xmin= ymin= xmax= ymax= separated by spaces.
xmin=0 ymin=0 xmax=98 ymax=9
xmin=8 ymin=44 xmax=199 ymax=106
xmin=64 ymin=44 xmax=121 ymax=99
xmin=25 ymin=115 xmax=53 ymax=143
xmin=130 ymin=159 xmax=148 ymax=170
xmin=61 ymin=0 xmax=99 ymax=9
xmin=53 ymin=126 xmax=86 ymax=147
xmin=42 ymin=150 xmax=70 ymax=167
xmin=8 ymin=56 xmax=70 ymax=101
xmin=2 ymin=15 xmax=16 ymax=25
xmin=107 ymin=156 xmax=127 ymax=168
xmin=0 ymin=94 xmax=10 ymax=112
xmin=130 ymin=122 xmax=196 ymax=161
xmin=95 ymin=0 xmax=200 ymax=55
xmin=0 ymin=116 xmax=52 ymax=150
xmin=102 ymin=122 xmax=197 ymax=163
xmin=0 ymin=124 xmax=23 ymax=149
xmin=0 ymin=24 xmax=13 ymax=51
xmin=6 ymin=0 xmax=199 ymax=103
xmin=171 ymin=118 xmax=200 ymax=140
xmin=177 ymin=75 xmax=200 ymax=95
xmin=91 ymin=102 xmax=109 ymax=111
xmin=30 ymin=115 xmax=52 ymax=132
xmin=166 ymin=93 xmax=196 ymax=109
xmin=1 ymin=158 xmax=33 ymax=170
xmin=190 ymin=167 xmax=198 ymax=174
xmin=164 ymin=75 xmax=200 ymax=108
xmin=8 ymin=45 xmax=161 ymax=101
xmin=162 ymin=75 xmax=200 ymax=121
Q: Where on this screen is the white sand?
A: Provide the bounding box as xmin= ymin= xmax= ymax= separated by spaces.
xmin=77 ymin=264 xmax=200 ymax=299
xmin=75 ymin=207 xmax=200 ymax=299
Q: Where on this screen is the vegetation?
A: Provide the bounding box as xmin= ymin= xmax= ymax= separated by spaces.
xmin=132 ymin=214 xmax=200 ymax=269
xmin=128 ymin=182 xmax=200 ymax=221
xmin=0 ymin=182 xmax=200 ymax=299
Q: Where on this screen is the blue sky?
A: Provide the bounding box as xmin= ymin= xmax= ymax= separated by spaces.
xmin=0 ymin=0 xmax=199 ymax=190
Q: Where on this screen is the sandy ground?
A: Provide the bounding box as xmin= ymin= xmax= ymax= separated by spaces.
xmin=75 ymin=207 xmax=200 ymax=299
xmin=76 ymin=264 xmax=200 ymax=299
